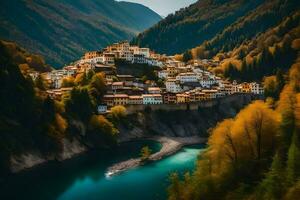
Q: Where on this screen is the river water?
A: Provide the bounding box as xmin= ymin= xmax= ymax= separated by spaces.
xmin=0 ymin=140 xmax=205 ymax=200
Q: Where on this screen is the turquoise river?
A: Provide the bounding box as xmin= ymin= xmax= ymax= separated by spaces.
xmin=0 ymin=140 xmax=205 ymax=200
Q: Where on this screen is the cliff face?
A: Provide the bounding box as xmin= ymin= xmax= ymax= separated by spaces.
xmin=118 ymin=94 xmax=260 ymax=141
xmin=8 ymin=94 xmax=259 ymax=173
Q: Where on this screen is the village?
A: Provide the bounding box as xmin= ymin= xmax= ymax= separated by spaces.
xmin=30 ymin=41 xmax=264 ymax=114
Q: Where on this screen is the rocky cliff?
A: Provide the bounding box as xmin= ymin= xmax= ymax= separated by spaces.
xmin=8 ymin=94 xmax=260 ymax=173
xmin=118 ymin=94 xmax=260 ymax=141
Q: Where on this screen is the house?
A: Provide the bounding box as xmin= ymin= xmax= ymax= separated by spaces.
xmin=46 ymin=87 xmax=72 ymax=100
xmin=163 ymin=92 xmax=177 ymax=104
xmin=176 ymin=93 xmax=190 ymax=103
xmin=187 ymin=91 xmax=205 ymax=102
xmin=167 ymin=60 xmax=185 ymax=68
xmin=200 ymin=76 xmax=216 ymax=88
xmin=103 ymin=95 xmax=114 ymax=107
xmin=113 ymin=94 xmax=129 ymax=105
xmin=98 ymin=104 xmax=108 ymax=114
xmin=158 ymin=70 xmax=168 ymax=79
xmin=142 ymin=94 xmax=163 ymax=105
xmin=112 ymin=82 xmax=124 ymax=90
xmin=128 ymin=95 xmax=143 ymax=105
xmin=166 ymin=66 xmax=178 ymax=78
xmin=117 ymin=75 xmax=134 ymax=86
xmin=241 ymin=82 xmax=251 ymax=93
xmin=148 ymin=87 xmax=161 ymax=94
xmin=202 ymin=90 xmax=218 ymax=99
xmin=103 ymin=52 xmax=115 ymax=65
xmin=166 ymin=79 xmax=182 ymax=93
xmin=250 ymin=82 xmax=264 ymax=94
xmin=130 ymin=46 xmax=150 ymax=58
xmin=176 ymin=72 xmax=198 ymax=83
xmin=84 ymin=51 xmax=102 ymax=59
xmin=133 ymin=54 xmax=147 ymax=64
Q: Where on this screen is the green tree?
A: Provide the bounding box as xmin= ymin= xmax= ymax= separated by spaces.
xmin=257 ymin=153 xmax=285 ymax=200
xmin=286 ymin=132 xmax=300 ymax=186
xmin=88 ymin=73 xmax=106 ymax=104
xmin=64 ymin=87 xmax=94 ymax=122
xmin=183 ymin=50 xmax=192 ymax=63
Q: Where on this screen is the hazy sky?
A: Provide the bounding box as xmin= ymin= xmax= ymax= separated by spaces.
xmin=118 ymin=0 xmax=197 ymax=16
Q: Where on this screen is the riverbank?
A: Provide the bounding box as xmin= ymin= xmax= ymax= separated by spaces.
xmin=106 ymin=136 xmax=206 ymax=176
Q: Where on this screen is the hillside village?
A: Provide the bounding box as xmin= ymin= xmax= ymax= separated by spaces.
xmin=30 ymin=41 xmax=264 ymax=113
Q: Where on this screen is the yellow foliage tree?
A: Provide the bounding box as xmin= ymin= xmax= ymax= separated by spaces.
xmin=206 ymin=101 xmax=280 ymax=175
xmin=110 ymin=105 xmax=127 ymax=120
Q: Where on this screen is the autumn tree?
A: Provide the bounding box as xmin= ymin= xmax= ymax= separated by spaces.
xmin=88 ymin=73 xmax=106 ymax=104
xmin=140 ymin=146 xmax=152 ymax=162
xmin=87 ymin=115 xmax=118 ymax=146
xmin=61 ymin=76 xmax=75 ymax=87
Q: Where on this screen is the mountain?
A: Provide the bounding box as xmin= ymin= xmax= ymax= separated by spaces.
xmin=132 ymin=0 xmax=265 ymax=55
xmin=0 ymin=0 xmax=161 ymax=68
xmin=189 ymin=0 xmax=300 ymax=58
xmin=132 ymin=0 xmax=299 ymax=57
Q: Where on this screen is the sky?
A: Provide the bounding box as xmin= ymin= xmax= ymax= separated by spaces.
xmin=118 ymin=0 xmax=198 ymax=17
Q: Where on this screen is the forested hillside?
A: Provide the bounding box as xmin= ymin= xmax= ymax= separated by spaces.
xmin=0 ymin=40 xmax=52 ymax=72
xmin=168 ymin=55 xmax=300 ymax=200
xmin=216 ymin=10 xmax=300 ymax=82
xmin=133 ymin=0 xmax=299 ymax=59
xmin=0 ymin=40 xmax=122 ymax=176
xmin=132 ymin=0 xmax=264 ymax=55
xmin=0 ymin=0 xmax=161 ymax=67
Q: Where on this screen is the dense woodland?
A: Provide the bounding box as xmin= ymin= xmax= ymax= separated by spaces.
xmin=168 ymin=59 xmax=300 ymax=199
xmin=132 ymin=0 xmax=264 ymax=55
xmin=133 ymin=0 xmax=299 ymax=83
xmin=0 ymin=41 xmax=127 ymax=176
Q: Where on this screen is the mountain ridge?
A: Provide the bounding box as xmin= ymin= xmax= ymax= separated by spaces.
xmin=0 ymin=0 xmax=161 ymax=68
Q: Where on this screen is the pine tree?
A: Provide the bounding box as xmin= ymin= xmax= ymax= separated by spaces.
xmin=286 ymin=132 xmax=300 ymax=186
xmin=257 ymin=153 xmax=285 ymax=200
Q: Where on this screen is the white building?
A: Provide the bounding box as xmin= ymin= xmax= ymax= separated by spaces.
xmin=148 ymin=87 xmax=161 ymax=94
xmin=250 ymin=82 xmax=264 ymax=95
xmin=165 ymin=79 xmax=183 ymax=93
xmin=103 ymin=52 xmax=115 ymax=65
xmin=90 ymin=56 xmax=104 ymax=64
xmin=98 ymin=105 xmax=108 ymax=114
xmin=142 ymin=94 xmax=163 ymax=105
xmin=130 ymin=46 xmax=150 ymax=58
xmin=158 ymin=70 xmax=168 ymax=79
xmin=133 ymin=54 xmax=147 ymax=64
xmin=200 ymin=76 xmax=216 ymax=88
xmin=176 ymin=72 xmax=198 ymax=83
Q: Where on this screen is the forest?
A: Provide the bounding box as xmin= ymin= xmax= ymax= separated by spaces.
xmin=168 ymin=38 xmax=300 ymax=200
xmin=0 ymin=40 xmax=127 ymax=176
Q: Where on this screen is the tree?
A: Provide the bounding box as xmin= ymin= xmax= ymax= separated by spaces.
xmin=110 ymin=105 xmax=127 ymax=121
xmin=183 ymin=50 xmax=193 ymax=63
xmin=257 ymin=153 xmax=285 ymax=200
xmin=168 ymin=173 xmax=183 ymax=200
xmin=74 ymin=73 xmax=89 ymax=86
xmin=88 ymin=115 xmax=118 ymax=146
xmin=140 ymin=146 xmax=152 ymax=162
xmin=88 ymin=73 xmax=106 ymax=104
xmin=286 ymin=133 xmax=300 ymax=186
xmin=64 ymin=87 xmax=94 ymax=122
xmin=61 ymin=77 xmax=75 ymax=88
xmin=35 ymin=74 xmax=47 ymax=90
